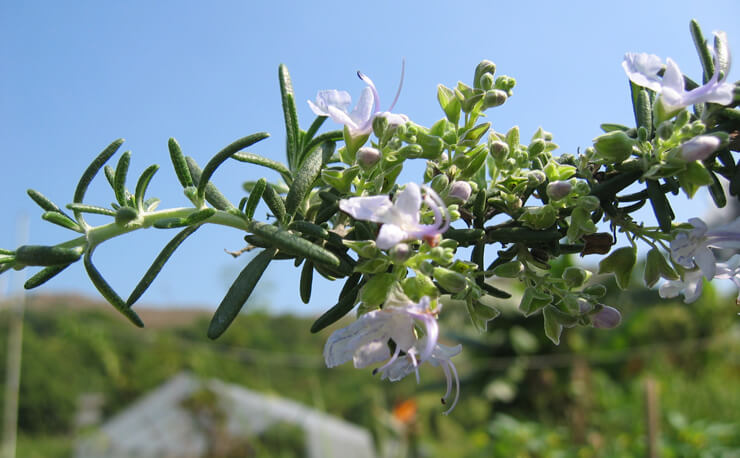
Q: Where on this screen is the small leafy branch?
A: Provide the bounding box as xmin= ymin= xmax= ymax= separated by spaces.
xmin=1 ymin=20 xmax=739 ymax=413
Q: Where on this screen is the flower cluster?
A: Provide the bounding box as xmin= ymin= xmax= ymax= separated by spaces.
xmin=623 ymin=31 xmax=734 ymax=118
xmin=662 ymin=217 xmax=740 ymax=303
xmin=323 ymin=296 xmax=461 ymax=414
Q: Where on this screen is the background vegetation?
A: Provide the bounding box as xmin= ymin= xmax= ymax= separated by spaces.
xmin=1 ymin=273 xmax=739 ymax=457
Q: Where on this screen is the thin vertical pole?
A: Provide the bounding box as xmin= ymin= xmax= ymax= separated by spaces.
xmin=2 ymin=217 xmax=28 ymax=458
xmin=644 ymin=376 xmax=660 ymax=458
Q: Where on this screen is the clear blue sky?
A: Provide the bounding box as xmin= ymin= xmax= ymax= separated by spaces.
xmin=1 ymin=1 xmax=738 ymax=314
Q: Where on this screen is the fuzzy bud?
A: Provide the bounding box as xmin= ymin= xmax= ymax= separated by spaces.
xmin=591 ymin=305 xmax=622 ymax=329
xmin=679 ymin=135 xmax=721 ymax=161
xmin=357 ymin=147 xmax=381 ymax=169
xmin=448 ymin=181 xmax=472 ymax=203
xmin=546 ymin=180 xmax=572 ymax=201
xmin=389 ymin=243 xmax=412 ymax=263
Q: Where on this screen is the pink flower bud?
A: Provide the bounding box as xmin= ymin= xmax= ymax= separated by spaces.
xmin=357 ymin=147 xmax=381 ymax=168
xmin=546 ymin=180 xmax=572 ymax=201
xmin=591 ymin=305 xmax=621 ymax=329
xmin=679 ymin=135 xmax=721 ymax=161
xmin=448 ymin=181 xmax=472 ymax=203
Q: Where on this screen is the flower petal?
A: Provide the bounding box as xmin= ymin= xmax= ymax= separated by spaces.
xmin=394 ymin=183 xmax=422 ymax=223
xmin=622 ymin=53 xmax=664 ymax=92
xmin=376 ymin=224 xmax=408 ymax=250
xmin=339 ymin=195 xmax=393 ymax=222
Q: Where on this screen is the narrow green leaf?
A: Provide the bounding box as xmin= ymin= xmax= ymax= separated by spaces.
xmin=27 ymin=190 xmax=76 ymax=225
xmin=288 ymin=221 xmax=330 ymax=240
xmin=245 ymin=178 xmax=267 ymax=220
xmin=249 ymin=221 xmax=340 ymax=267
xmin=114 ymin=151 xmax=131 ymax=205
xmin=168 ymin=138 xmax=194 ymax=188
xmin=646 ymin=179 xmax=673 ymax=233
xmin=310 ymin=274 xmax=362 ymax=333
xmin=231 ymin=152 xmax=292 ymax=183
xmin=302 ymin=115 xmax=328 ymax=150
xmin=285 ymin=141 xmax=333 ymax=218
xmin=83 ymin=248 xmax=144 ymax=327
xmin=15 ymin=245 xmax=84 ymax=266
xmin=197 ymin=132 xmax=270 ymax=202
xmin=133 ymin=164 xmax=159 ymax=211
xmin=127 ymin=225 xmax=200 ymax=306
xmin=279 ymin=64 xmax=301 ymax=170
xmin=186 ymin=156 xmax=235 ymax=210
xmin=104 ymin=165 xmax=116 ymax=189
xmin=632 ymin=85 xmax=652 ymax=137
xmin=24 ymin=263 xmax=73 ymax=289
xmin=690 ymin=19 xmax=715 ymax=83
xmin=300 ymin=260 xmax=313 ymax=304
xmin=262 ymin=183 xmax=287 ymax=223
xmin=153 ymin=217 xmax=189 ymax=229
xmin=41 ymin=211 xmax=83 ymax=232
xmin=66 ymin=203 xmax=116 ymax=217
xmin=73 ymin=139 xmax=124 ymax=226
xmin=300 ymin=131 xmax=343 ymax=167
xmin=706 ymin=169 xmax=727 ymax=208
xmin=185 ymin=208 xmax=217 ymax=225
xmin=208 ymin=248 xmax=276 ymax=339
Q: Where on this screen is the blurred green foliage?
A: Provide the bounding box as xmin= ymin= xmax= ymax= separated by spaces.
xmin=1 ymin=279 xmax=739 ymax=456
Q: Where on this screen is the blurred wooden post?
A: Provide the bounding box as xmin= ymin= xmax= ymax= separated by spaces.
xmin=1 ymin=217 xmax=28 ymax=458
xmin=644 ymin=376 xmax=660 ymax=458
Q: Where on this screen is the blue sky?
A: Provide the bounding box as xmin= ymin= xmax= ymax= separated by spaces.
xmin=1 ymin=1 xmax=738 ymax=314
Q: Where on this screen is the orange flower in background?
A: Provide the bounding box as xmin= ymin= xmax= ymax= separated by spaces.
xmin=393 ymin=399 xmax=417 ymax=424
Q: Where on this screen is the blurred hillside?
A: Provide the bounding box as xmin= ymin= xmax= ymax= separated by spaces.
xmin=1 ymin=286 xmax=739 ymax=457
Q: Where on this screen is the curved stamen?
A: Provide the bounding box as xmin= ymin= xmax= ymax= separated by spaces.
xmin=388 ymin=59 xmax=406 ymax=112
xmin=357 ymin=71 xmax=381 ymax=115
xmin=442 ymin=360 xmax=460 ymax=415
xmin=376 ymin=345 xmax=402 ymax=373
xmin=409 ymin=352 xmax=420 ymax=384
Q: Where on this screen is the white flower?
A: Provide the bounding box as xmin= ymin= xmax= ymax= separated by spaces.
xmin=670 ymin=217 xmax=740 ymax=279
xmin=623 ymin=31 xmax=734 ymax=116
xmin=323 ymin=296 xmax=439 ymax=371
xmin=659 ymin=268 xmax=704 ymax=303
xmin=308 ymin=63 xmax=406 ymax=136
xmin=339 ymin=183 xmax=450 ymax=250
xmin=378 ymin=340 xmax=462 ymax=415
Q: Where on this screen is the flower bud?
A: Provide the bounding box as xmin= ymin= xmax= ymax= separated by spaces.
xmin=482 ymin=89 xmax=507 ymax=109
xmin=679 ymin=135 xmax=721 ymax=161
xmin=430 ymin=174 xmax=449 ymax=194
xmin=527 ymin=170 xmax=546 ymax=187
xmin=494 ymin=75 xmax=516 ymax=95
xmin=489 ymin=140 xmax=510 ymax=162
xmin=656 ymin=121 xmax=673 ymax=140
xmin=577 ymin=298 xmax=594 ymax=314
xmin=357 ymin=147 xmax=381 ymax=169
xmin=562 ymin=266 xmax=591 ymax=289
xmin=389 ymin=243 xmax=412 ymax=263
xmin=593 ymin=131 xmax=636 ymax=163
xmin=546 ymin=180 xmax=572 ymax=201
xmin=448 ymin=181 xmax=472 ymax=203
xmin=433 ymin=267 xmax=468 ymax=293
xmin=479 ymin=73 xmax=495 ymax=91
xmin=474 ymin=60 xmax=497 ymax=89
xmin=591 ymin=305 xmax=622 ymax=329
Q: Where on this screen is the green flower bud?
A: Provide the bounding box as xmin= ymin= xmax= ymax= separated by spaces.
xmin=389 ymin=243 xmax=412 ymax=263
xmin=593 ymin=131 xmax=636 ymax=163
xmin=562 ymin=266 xmax=591 ymax=289
xmin=479 ymin=73 xmax=495 ymax=91
xmin=489 ymin=140 xmax=510 ymax=162
xmin=433 ymin=267 xmax=468 ymax=293
xmin=576 ymin=196 xmax=601 ymax=212
xmin=583 ymin=284 xmax=607 ymax=298
xmin=491 ymin=260 xmax=523 ymax=278
xmin=527 ymin=170 xmax=547 ymax=187
xmin=494 ymin=75 xmax=516 ymax=96
xmin=430 ymin=174 xmax=449 ymax=194
xmin=656 ymin=121 xmax=673 ymax=140
xmin=528 ymin=138 xmax=545 ymax=156
xmin=518 ymin=205 xmax=557 ymax=230
xmin=482 ymin=89 xmax=507 ymax=109
xmin=474 ymin=60 xmax=497 ymax=89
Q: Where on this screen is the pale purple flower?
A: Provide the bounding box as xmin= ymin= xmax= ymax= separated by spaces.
xmin=378 ymin=339 xmax=462 ymax=415
xmin=671 ymin=217 xmax=740 ymax=279
xmin=339 ymin=183 xmax=450 ymax=250
xmin=659 ymin=268 xmax=704 ymax=303
xmin=323 ymin=296 xmax=439 ymax=372
xmin=448 ymin=181 xmax=472 ymax=203
xmin=679 ymin=135 xmax=722 ymax=161
xmin=715 ymin=255 xmax=740 ymax=304
xmin=308 ymin=63 xmax=406 ymax=136
xmin=623 ymin=31 xmax=734 ymax=115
